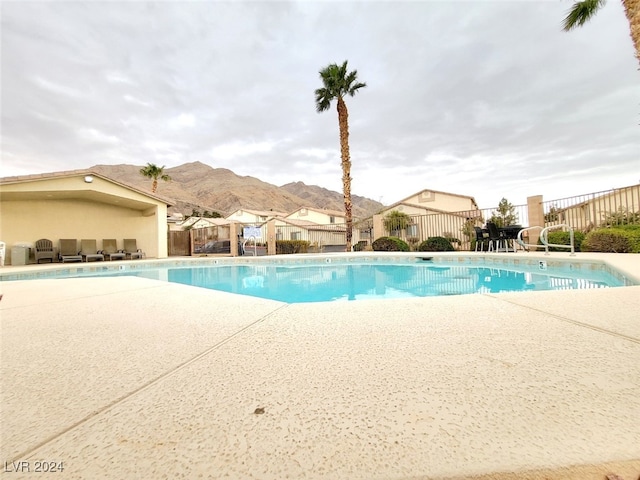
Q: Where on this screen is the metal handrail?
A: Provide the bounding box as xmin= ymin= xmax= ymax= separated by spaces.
xmin=242 ymin=235 xmax=257 ymax=256
xmin=516 ymin=226 xmax=543 ymax=252
xmin=516 ymin=224 xmax=575 ymax=256
xmin=541 ymin=224 xmax=575 ymax=256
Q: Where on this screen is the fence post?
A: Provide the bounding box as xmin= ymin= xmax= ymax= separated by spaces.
xmin=372 ymin=214 xmax=384 ymax=242
xmin=229 ymin=222 xmax=239 ymax=257
xmin=527 ymin=195 xmax=544 ymax=249
xmin=267 ymin=220 xmax=276 ymax=255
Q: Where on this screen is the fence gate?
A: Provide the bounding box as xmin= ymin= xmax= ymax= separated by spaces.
xmin=168 ymin=230 xmax=190 ymax=256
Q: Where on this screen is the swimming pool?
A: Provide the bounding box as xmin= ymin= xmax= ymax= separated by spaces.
xmin=7 ymin=254 xmax=631 ymax=303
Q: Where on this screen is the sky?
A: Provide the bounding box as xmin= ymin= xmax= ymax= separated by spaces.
xmin=1 ymin=0 xmax=638 ymax=209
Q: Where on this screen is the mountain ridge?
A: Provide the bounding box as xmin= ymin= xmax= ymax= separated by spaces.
xmin=91 ymin=161 xmax=384 ymax=218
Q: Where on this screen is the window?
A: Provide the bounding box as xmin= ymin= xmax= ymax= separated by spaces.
xmin=329 ymin=216 xmax=335 ymax=224
xmin=407 ymin=224 xmax=418 ymax=237
xmin=260 ymin=216 xmax=267 ymax=221
xmin=291 ymin=232 xmax=300 ymax=240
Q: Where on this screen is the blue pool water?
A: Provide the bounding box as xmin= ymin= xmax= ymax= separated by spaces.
xmin=92 ymin=261 xmax=627 ymax=303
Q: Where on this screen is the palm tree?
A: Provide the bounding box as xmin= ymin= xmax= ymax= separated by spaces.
xmin=139 ymin=163 xmax=171 ymax=193
xmin=315 ymin=60 xmax=366 ymax=252
xmin=562 ymin=0 xmax=639 ymax=65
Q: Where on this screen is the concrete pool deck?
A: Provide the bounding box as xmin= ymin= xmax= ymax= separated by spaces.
xmin=1 ymin=252 xmax=639 ymax=479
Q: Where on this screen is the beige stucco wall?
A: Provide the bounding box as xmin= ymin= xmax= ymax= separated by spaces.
xmin=226 ymin=211 xmax=274 ymax=223
xmin=1 ymin=199 xmax=167 ymax=263
xmin=381 ymin=204 xmax=432 ymax=216
xmin=400 ymin=191 xmax=476 ymax=213
xmin=0 ymin=174 xmax=169 ymax=263
xmin=287 ymin=209 xmax=345 ymax=224
xmin=3 ymin=175 xmax=153 ymax=202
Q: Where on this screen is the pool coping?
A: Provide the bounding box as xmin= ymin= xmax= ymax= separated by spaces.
xmin=2 ymin=251 xmax=639 ymax=292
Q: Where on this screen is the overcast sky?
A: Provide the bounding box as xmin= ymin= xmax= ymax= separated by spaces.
xmin=1 ymin=0 xmax=638 ymax=208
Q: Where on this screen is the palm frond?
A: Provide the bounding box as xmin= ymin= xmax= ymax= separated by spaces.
xmin=315 ymin=88 xmax=332 ymax=112
xmin=348 ymin=82 xmax=367 ymax=96
xmin=315 ymin=60 xmax=366 ymax=111
xmin=562 ymin=0 xmax=606 ymax=31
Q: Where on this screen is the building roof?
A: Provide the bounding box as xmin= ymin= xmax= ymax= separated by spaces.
xmin=227 ymin=208 xmax=288 ymax=218
xmin=288 ymin=206 xmax=345 ymax=218
xmin=0 ymin=168 xmax=175 ymax=207
xmin=180 ymin=217 xmax=236 ymax=228
xmin=385 ymin=188 xmax=479 ymax=212
xmin=379 ymin=201 xmax=482 ymax=219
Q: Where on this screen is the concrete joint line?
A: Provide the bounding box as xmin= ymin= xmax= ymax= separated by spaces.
xmin=8 ymin=303 xmax=290 ymax=464
xmin=485 ymin=294 xmax=640 ymax=345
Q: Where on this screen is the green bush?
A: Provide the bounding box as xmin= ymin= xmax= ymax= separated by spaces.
xmin=276 ymin=240 xmax=310 ymax=254
xmin=582 ymin=225 xmax=640 ymax=253
xmin=371 ymin=236 xmax=410 ymax=252
xmin=417 ymin=236 xmax=455 ymax=252
xmin=352 ymin=241 xmax=368 ymax=252
xmin=537 ymin=231 xmax=586 ymax=252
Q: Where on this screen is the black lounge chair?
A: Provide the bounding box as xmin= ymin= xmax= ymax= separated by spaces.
xmin=35 ymin=238 xmax=55 ymax=263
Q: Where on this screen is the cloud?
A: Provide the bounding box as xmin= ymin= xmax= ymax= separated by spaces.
xmin=1 ymin=0 xmax=638 ymax=209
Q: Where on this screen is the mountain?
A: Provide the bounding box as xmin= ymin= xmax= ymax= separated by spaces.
xmin=280 ymin=181 xmax=384 ymax=217
xmin=91 ymin=161 xmax=384 ymax=218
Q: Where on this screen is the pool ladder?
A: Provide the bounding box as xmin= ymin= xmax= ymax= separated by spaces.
xmin=516 ymin=224 xmax=576 ymax=256
xmin=242 ymin=235 xmax=257 ymax=256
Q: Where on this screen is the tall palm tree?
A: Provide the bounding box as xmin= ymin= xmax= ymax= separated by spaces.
xmin=315 ymin=60 xmax=366 ymax=252
xmin=139 ymin=163 xmax=171 ymax=193
xmin=562 ymin=0 xmax=639 ymax=65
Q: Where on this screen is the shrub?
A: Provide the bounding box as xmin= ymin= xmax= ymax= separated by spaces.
xmin=371 ymin=236 xmax=410 ymax=252
xmin=417 ymin=236 xmax=454 ymax=252
xmin=353 ymin=241 xmax=368 ymax=252
xmin=537 ymin=231 xmax=585 ymax=252
xmin=276 ymin=240 xmax=310 ymax=254
xmin=582 ymin=225 xmax=640 ymax=253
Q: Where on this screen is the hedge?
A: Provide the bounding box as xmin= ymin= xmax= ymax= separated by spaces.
xmin=371 ymin=236 xmax=410 ymax=252
xmin=276 ymin=240 xmax=310 ymax=254
xmin=537 ymin=231 xmax=586 ymax=252
xmin=417 ymin=236 xmax=454 ymax=252
xmin=581 ymin=225 xmax=640 ymax=253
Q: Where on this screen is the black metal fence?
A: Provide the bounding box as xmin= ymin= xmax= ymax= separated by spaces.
xmin=191 ymin=225 xmax=231 ymax=254
xmin=384 ymin=204 xmax=528 ymax=251
xmin=541 ymin=184 xmax=640 ymax=231
xmin=175 ymin=184 xmax=639 ymax=255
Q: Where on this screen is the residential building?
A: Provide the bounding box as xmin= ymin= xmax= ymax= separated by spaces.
xmin=226 ymin=208 xmax=286 ymax=225
xmin=0 ymin=169 xmax=173 ymax=263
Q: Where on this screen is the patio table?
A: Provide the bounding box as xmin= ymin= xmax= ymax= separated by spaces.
xmin=499 ymin=225 xmax=523 ymax=251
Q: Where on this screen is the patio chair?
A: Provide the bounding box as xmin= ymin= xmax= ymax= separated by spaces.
xmin=59 ymin=239 xmax=83 ymax=263
xmin=80 ymin=239 xmax=104 ymax=262
xmin=35 ymin=238 xmax=55 ymax=264
xmin=100 ymin=239 xmax=126 ymax=261
xmin=486 ymin=222 xmax=511 ymax=252
xmin=121 ymin=239 xmax=143 ymax=260
xmin=473 ymin=227 xmax=489 ymax=252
